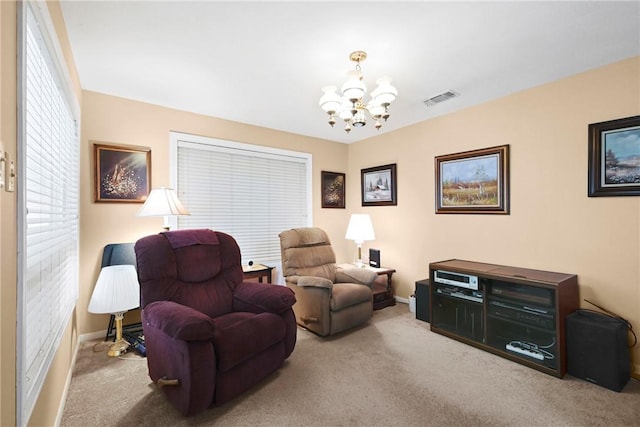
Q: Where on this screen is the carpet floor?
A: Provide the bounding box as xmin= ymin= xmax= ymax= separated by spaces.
xmin=61 ymin=304 xmax=640 ymax=426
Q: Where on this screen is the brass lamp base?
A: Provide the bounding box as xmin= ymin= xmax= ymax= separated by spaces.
xmin=354 ymin=244 xmax=366 ymax=268
xmin=107 ymin=339 xmax=130 ymax=357
xmin=107 ymin=312 xmax=130 ymax=357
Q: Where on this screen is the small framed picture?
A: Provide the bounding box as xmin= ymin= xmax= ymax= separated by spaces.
xmin=435 ymin=145 xmax=509 ymax=214
xmin=588 ymin=116 xmax=640 ymax=197
xmin=94 ymin=142 xmax=151 ymax=203
xmin=321 ymin=171 xmax=345 ymax=208
xmin=361 ymin=163 xmax=397 ymax=206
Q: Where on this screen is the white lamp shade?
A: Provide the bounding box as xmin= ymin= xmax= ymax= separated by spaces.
xmin=136 ymin=187 xmax=190 ymax=217
xmin=88 ymin=265 xmax=140 ymax=314
xmin=372 ymin=76 xmax=398 ymax=105
xmin=341 ymin=70 xmax=366 ymax=101
xmin=366 ymin=101 xmax=385 ymax=119
xmin=319 ymin=86 xmax=342 ymax=113
xmin=345 ymin=214 xmax=375 ymax=243
xmin=339 ymin=100 xmax=354 ymax=120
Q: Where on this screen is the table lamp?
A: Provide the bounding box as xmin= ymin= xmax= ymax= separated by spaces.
xmin=345 ymin=213 xmax=375 ymax=267
xmin=88 ymin=265 xmax=140 ymax=357
xmin=136 ymin=187 xmax=190 ymax=231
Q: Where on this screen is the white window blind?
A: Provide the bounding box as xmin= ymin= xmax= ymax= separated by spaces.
xmin=17 ymin=2 xmax=80 ymax=424
xmin=172 ymin=133 xmax=311 ymax=279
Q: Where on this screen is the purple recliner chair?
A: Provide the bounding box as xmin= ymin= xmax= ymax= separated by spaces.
xmin=134 ymin=229 xmax=297 ymax=416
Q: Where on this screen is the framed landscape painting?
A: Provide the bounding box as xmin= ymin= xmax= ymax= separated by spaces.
xmin=94 ymin=142 xmax=151 ymax=203
xmin=361 ymin=163 xmax=397 ymax=206
xmin=435 ymin=145 xmax=510 ymax=214
xmin=588 ymin=116 xmax=640 ymax=197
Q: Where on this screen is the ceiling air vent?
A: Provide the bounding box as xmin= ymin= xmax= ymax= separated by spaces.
xmin=423 ymin=90 xmax=460 ymax=107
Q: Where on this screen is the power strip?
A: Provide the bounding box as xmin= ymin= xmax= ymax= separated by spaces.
xmin=506 ymin=343 xmax=544 ymax=360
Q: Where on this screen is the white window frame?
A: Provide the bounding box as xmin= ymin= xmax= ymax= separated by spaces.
xmin=16 ymin=1 xmax=80 ymax=425
xmin=170 ymin=132 xmax=312 ymax=283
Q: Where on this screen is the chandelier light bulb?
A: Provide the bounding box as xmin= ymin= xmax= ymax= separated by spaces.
xmin=319 ymin=51 xmax=397 ymax=133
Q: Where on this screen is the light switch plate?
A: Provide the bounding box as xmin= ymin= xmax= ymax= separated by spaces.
xmin=7 ymin=159 xmax=15 ymax=192
xmin=0 ymin=142 xmax=5 ymax=189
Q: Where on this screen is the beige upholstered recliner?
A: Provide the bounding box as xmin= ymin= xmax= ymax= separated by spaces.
xmin=279 ymin=227 xmax=377 ymax=336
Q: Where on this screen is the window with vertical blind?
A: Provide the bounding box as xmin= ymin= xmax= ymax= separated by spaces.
xmin=171 ymin=132 xmax=312 ymax=280
xmin=17 ymin=2 xmax=80 ymax=424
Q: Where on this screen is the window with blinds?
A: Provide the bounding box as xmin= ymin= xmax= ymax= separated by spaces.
xmin=17 ymin=2 xmax=80 ymax=424
xmin=172 ymin=132 xmax=312 ymax=280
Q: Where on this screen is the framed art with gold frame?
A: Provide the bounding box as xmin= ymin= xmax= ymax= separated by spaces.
xmin=94 ymin=142 xmax=151 ymax=203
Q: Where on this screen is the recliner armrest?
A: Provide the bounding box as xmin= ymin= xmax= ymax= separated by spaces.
xmin=335 ymin=268 xmax=377 ymax=286
xmin=233 ymin=281 xmax=296 ymax=314
xmin=296 ymin=275 xmax=333 ymax=289
xmin=143 ymin=300 xmax=216 ymax=341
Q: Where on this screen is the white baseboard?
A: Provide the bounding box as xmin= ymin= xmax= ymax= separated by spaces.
xmin=80 ymin=330 xmax=109 ymax=342
xmin=54 ymin=333 xmax=82 ymax=427
xmin=395 ymin=296 xmax=409 ymax=304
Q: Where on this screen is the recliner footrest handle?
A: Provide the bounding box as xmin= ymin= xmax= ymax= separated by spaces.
xmin=301 ymin=316 xmax=319 ymax=324
xmin=157 ymin=377 xmax=180 ymax=388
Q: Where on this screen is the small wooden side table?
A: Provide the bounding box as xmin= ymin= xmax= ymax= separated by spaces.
xmin=242 ymin=263 xmax=273 ymax=283
xmin=368 ymin=266 xmax=396 ymax=310
xmin=337 ymin=264 xmax=396 ymax=310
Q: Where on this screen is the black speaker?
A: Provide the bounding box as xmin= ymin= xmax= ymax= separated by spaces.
xmin=566 ymin=310 xmax=630 ymax=392
xmin=415 ymin=279 xmax=430 ymax=323
xmin=369 ymin=249 xmax=380 ymax=268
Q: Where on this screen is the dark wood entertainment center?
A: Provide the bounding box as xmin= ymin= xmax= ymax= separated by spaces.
xmin=429 ymin=259 xmax=579 ymax=378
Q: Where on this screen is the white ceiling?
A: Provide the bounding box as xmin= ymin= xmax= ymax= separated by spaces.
xmin=60 ymin=1 xmax=640 ymax=144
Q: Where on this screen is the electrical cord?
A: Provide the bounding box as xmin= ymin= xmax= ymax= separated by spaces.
xmin=538 ymin=337 xmax=556 ymax=349
xmin=582 ymin=299 xmax=637 ymax=348
xmin=92 ymin=341 xmax=111 ymax=353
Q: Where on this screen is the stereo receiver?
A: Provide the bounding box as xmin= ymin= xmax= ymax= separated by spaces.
xmin=490 ymin=280 xmax=553 ymax=307
xmin=436 ymin=285 xmax=484 ymax=303
xmin=488 ymin=300 xmax=555 ymax=330
xmin=433 ymin=270 xmax=479 ymax=290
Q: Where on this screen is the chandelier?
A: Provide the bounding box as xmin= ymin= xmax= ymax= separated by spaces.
xmin=319 ymin=51 xmax=398 ymax=133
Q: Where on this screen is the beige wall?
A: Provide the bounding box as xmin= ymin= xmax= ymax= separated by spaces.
xmin=348 ymin=56 xmax=640 ymax=374
xmin=1 ymin=0 xmax=639 ymax=424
